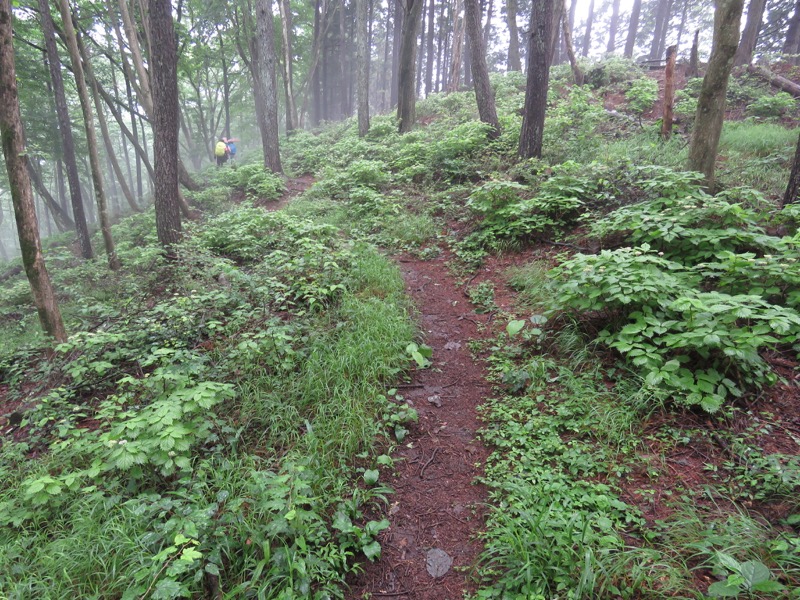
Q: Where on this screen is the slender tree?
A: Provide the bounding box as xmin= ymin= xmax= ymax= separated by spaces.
xmin=688 ymin=29 xmax=700 ymax=76
xmin=506 ymin=0 xmax=521 ymax=70
xmin=624 ymin=0 xmax=642 ymax=57
xmin=356 ymin=0 xmax=370 ymax=135
xmin=688 ymin=0 xmax=744 ymax=190
xmin=649 ymin=0 xmax=674 ymax=60
xmin=519 ymin=0 xmax=554 ymax=157
xmin=582 ymin=0 xmax=595 ymax=56
xmin=278 ymin=0 xmax=298 ymax=131
xmin=783 ymin=0 xmax=800 ymax=60
xmin=607 ymin=0 xmax=621 ymax=52
xmin=397 ymin=0 xmax=425 ymax=132
xmin=465 ymin=0 xmax=500 ymax=137
xmin=38 ymin=0 xmax=93 ymax=259
xmin=57 ymin=0 xmax=119 ymax=270
xmin=0 ymin=0 xmax=66 ymax=341
xmin=449 ymin=0 xmax=465 ymax=90
xmin=783 ymin=132 xmax=800 ymax=206
xmin=734 ymin=0 xmax=767 ymax=65
xmin=425 ymin=0 xmax=436 ymax=94
xmin=562 ymin=0 xmax=583 ymax=83
xmin=149 ymin=0 xmax=182 ymax=252
xmin=255 ymin=0 xmax=284 ymax=173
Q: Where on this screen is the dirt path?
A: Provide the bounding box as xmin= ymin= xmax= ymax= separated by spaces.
xmin=347 ymin=250 xmax=493 ymax=600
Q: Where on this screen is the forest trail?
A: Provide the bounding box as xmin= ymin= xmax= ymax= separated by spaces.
xmin=346 ymin=251 xmax=493 ymax=600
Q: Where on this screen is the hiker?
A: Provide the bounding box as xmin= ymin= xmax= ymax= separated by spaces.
xmin=215 ymin=137 xmax=229 ymax=167
xmin=226 ymin=138 xmax=238 ymax=163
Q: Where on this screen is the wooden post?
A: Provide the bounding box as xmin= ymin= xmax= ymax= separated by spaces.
xmin=661 ymin=45 xmax=677 ymax=140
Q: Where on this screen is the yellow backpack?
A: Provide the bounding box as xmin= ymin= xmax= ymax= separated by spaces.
xmin=215 ymin=141 xmax=228 ymax=157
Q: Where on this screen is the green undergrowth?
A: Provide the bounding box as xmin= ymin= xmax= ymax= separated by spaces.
xmin=472 ymin=277 xmax=800 ymax=598
xmin=0 ymin=199 xmax=417 ymax=598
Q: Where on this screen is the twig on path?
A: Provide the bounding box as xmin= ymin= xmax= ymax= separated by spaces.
xmin=397 ymin=383 xmax=425 ymax=389
xmin=370 ymin=589 xmax=419 ymax=597
xmin=419 ymin=447 xmax=439 ymax=479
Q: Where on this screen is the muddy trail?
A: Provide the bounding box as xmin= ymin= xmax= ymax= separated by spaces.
xmin=347 ymin=250 xmax=494 ymax=600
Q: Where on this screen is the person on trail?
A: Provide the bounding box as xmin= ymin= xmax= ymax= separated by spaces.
xmin=226 ymin=138 xmax=237 ymax=163
xmin=215 ymin=138 xmax=230 ymax=167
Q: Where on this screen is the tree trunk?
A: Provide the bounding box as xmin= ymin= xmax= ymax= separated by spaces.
xmin=149 ymin=0 xmax=182 ymax=253
xmin=57 ymin=0 xmax=119 ymax=270
xmin=397 ymin=0 xmax=425 ymax=132
xmin=425 ymin=0 xmax=436 ymax=94
xmin=783 ymin=133 xmax=800 ymax=206
xmin=688 ymin=29 xmax=700 ymax=76
xmin=27 ymin=161 xmax=75 ymax=232
xmin=581 ymin=0 xmax=594 ymax=57
xmin=118 ymin=0 xmax=154 ymax=115
xmin=449 ymin=0 xmax=465 ymax=91
xmin=417 ymin=0 xmax=426 ymax=95
xmin=607 ymin=0 xmax=621 ymax=53
xmin=391 ymin=0 xmax=403 ymax=107
xmin=278 ymin=0 xmax=298 ymax=131
xmin=549 ymin=0 xmax=564 ymax=63
xmin=688 ymin=0 xmax=744 ymax=190
xmin=38 ymin=0 xmax=93 ymax=259
xmin=506 ymin=0 xmax=521 ymax=70
xmin=519 ymin=0 xmax=554 ymax=158
xmin=255 ymin=0 xmax=284 ymax=173
xmin=649 ymin=0 xmax=673 ymax=60
xmin=219 ymin=34 xmax=231 ymax=138
xmin=734 ymin=0 xmax=767 ymax=66
xmin=562 ymin=0 xmax=584 ymax=83
xmin=465 ymin=0 xmax=500 ymax=137
xmin=356 ymin=0 xmax=370 ymax=136
xmin=0 ymin=0 xmax=66 ymax=341
xmin=483 ymin=0 xmax=493 ymax=50
xmin=662 ymin=44 xmax=677 ymax=139
xmin=675 ymin=0 xmax=689 ymax=50
xmin=624 ymin=0 xmax=642 ymax=57
xmin=746 ymin=64 xmax=800 ymax=96
xmin=783 ymin=0 xmax=800 ymax=59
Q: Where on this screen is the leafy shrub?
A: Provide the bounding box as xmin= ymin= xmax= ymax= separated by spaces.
xmin=186 ymin=185 xmax=231 ymax=214
xmin=214 ymin=163 xmax=285 ymax=200
xmin=585 ymin=56 xmax=645 ymax=88
xmin=747 ymin=92 xmax=796 ymax=119
xmin=625 ymin=77 xmax=659 ymax=116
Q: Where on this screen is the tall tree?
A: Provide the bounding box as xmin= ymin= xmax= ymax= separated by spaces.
xmin=425 ymin=0 xmax=436 ymax=94
xmin=38 ymin=0 xmax=93 ymax=259
xmin=506 ymin=0 xmax=521 ymax=70
xmin=582 ymin=0 xmax=595 ymax=56
xmin=278 ymin=0 xmax=298 ymax=131
xmin=0 ymin=0 xmax=66 ymax=341
xmin=649 ymin=0 xmax=674 ymax=60
xmin=397 ymin=0 xmax=425 ymax=132
xmin=519 ymin=0 xmax=554 ymax=157
xmin=57 ymin=0 xmax=119 ymax=270
xmin=734 ymin=0 xmax=767 ymax=65
xmin=449 ymin=0 xmax=466 ymax=90
xmin=624 ymin=0 xmax=642 ymax=57
xmin=391 ymin=0 xmax=403 ymax=107
xmin=149 ymin=0 xmax=182 ymax=252
xmin=356 ymin=0 xmax=370 ymax=136
xmin=562 ymin=0 xmax=584 ymax=83
xmin=465 ymin=0 xmax=500 ymax=137
xmin=783 ymin=0 xmax=800 ymax=59
xmin=688 ymin=0 xmax=744 ymax=190
xmin=255 ymin=0 xmax=284 ymax=173
xmin=607 ymin=0 xmax=621 ymax=52
xmin=783 ymin=132 xmax=800 ymax=206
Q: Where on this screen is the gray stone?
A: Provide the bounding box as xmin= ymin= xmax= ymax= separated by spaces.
xmin=426 ymin=548 xmax=453 ymax=578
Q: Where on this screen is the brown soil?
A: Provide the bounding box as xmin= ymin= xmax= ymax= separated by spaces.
xmin=346 ymin=249 xmax=494 ymax=600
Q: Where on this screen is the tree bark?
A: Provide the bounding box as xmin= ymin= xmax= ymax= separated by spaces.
xmin=581 ymin=0 xmax=594 ymax=56
xmin=118 ymin=0 xmax=154 ymax=115
xmin=688 ymin=0 xmax=744 ymax=191
xmin=397 ymin=0 xmax=425 ymax=132
xmin=783 ymin=132 xmax=800 ymax=206
xmin=27 ymin=161 xmax=75 ymax=232
xmin=149 ymin=0 xmax=182 ymax=253
xmin=38 ymin=0 xmax=93 ymax=259
xmin=425 ymin=0 xmax=436 ymax=94
xmin=278 ymin=0 xmax=298 ymax=131
xmin=417 ymin=0 xmax=426 ymax=95
xmin=356 ymin=0 xmax=370 ymax=136
xmin=562 ymin=0 xmax=584 ymax=83
xmin=519 ymin=0 xmax=554 ymax=158
xmin=465 ymin=0 xmax=500 ymax=137
xmin=57 ymin=0 xmax=119 ymax=270
xmin=688 ymin=29 xmax=700 ymax=76
xmin=734 ymin=0 xmax=767 ymax=66
xmin=624 ymin=0 xmax=642 ymax=57
xmin=0 ymin=0 xmax=66 ymax=341
xmin=391 ymin=0 xmax=403 ymax=107
xmin=449 ymin=0 xmax=465 ymax=91
xmin=255 ymin=0 xmax=284 ymax=173
xmin=662 ymin=44 xmax=677 ymax=139
xmin=783 ymin=0 xmax=800 ymax=59
xmin=506 ymin=0 xmax=521 ymax=70
xmin=746 ymin=64 xmax=800 ymax=96
xmin=607 ymin=0 xmax=621 ymax=53
xmin=649 ymin=0 xmax=673 ymax=60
